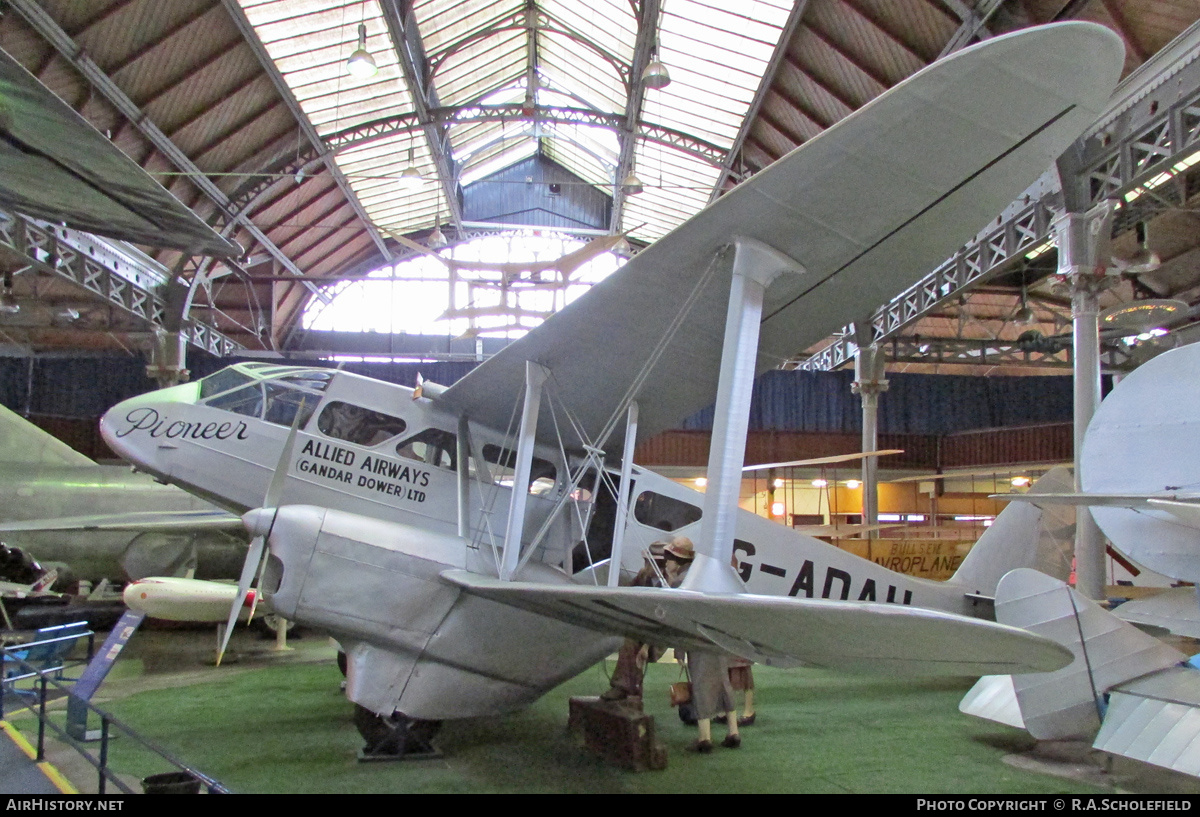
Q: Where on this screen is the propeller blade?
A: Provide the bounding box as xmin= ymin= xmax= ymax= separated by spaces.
xmin=215 ymin=399 xmax=308 ymax=665
xmin=263 ymin=401 xmax=307 ymax=508
xmin=216 ymin=533 xmax=265 ymax=665
xmin=247 ymin=541 xmax=272 ymax=621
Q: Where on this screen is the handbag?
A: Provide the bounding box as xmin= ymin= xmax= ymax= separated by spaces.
xmin=669 ymin=681 xmax=692 ymax=707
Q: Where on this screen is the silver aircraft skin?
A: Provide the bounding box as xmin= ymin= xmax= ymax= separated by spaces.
xmin=103 ymin=362 xmax=1062 ymax=720
xmin=0 ymin=403 xmax=243 ymax=581
xmin=101 ymin=23 xmax=1121 ymax=729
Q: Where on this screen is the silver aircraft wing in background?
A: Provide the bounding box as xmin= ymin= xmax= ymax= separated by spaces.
xmin=0 ymin=509 xmax=243 ymax=533
xmin=0 ymin=48 xmax=239 ymax=256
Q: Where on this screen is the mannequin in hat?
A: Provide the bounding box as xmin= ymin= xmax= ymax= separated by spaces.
xmin=600 ymin=535 xmax=694 ymax=702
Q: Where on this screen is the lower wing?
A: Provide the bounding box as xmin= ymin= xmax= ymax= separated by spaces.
xmin=441 ymin=570 xmax=1071 ymax=676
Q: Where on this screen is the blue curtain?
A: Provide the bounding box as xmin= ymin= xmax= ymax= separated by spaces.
xmin=0 ymin=354 xmax=1084 ymax=435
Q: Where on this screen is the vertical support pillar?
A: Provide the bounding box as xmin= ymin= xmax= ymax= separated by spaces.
xmin=852 ymin=326 xmax=888 ymax=534
xmin=683 ymin=238 xmax=804 ymax=594
xmin=1054 ymin=204 xmax=1115 ymax=600
xmin=145 ymin=329 xmax=189 ymax=388
xmin=607 ymin=402 xmax=639 ymax=586
xmin=501 ymin=361 xmax=548 ymax=580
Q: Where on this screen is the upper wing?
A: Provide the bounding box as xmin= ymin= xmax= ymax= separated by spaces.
xmin=439 ymin=24 xmax=1123 ymax=453
xmin=441 ymin=569 xmax=1072 ymax=676
xmin=0 ymin=509 xmax=244 ymax=533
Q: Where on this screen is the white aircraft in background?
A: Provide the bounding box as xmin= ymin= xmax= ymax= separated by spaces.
xmin=0 ymin=402 xmax=243 ymax=582
xmin=960 ymin=340 xmax=1200 ymax=780
xmin=101 ymin=24 xmax=1121 ymax=755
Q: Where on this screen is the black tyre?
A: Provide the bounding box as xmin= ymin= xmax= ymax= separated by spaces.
xmin=352 ymin=704 xmax=441 ymax=756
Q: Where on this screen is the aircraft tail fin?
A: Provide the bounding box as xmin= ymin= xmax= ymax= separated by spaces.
xmin=0 ymin=403 xmax=94 ymax=467
xmin=948 ymin=466 xmax=1075 ymax=596
xmin=962 ymin=568 xmax=1185 ymax=741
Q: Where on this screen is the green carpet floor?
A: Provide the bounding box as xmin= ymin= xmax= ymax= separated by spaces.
xmin=29 ymin=656 xmax=1131 ymax=794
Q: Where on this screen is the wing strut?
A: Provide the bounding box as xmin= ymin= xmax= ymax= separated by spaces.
xmin=607 ymin=401 xmax=639 ymax=586
xmin=683 ymin=238 xmax=805 ymax=594
xmin=500 ymin=361 xmax=548 ymax=580
xmin=456 ymin=414 xmax=471 ymax=538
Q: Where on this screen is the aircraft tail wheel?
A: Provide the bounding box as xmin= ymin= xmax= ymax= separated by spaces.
xmin=353 ymin=704 xmax=441 ymax=761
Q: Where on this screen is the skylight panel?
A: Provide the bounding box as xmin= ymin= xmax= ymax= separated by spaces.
xmin=431 ymin=28 xmax=527 ymax=106
xmin=414 ymin=0 xmax=523 ymax=55
xmin=540 ymin=36 xmax=625 ymax=113
xmin=543 ymin=0 xmax=636 ymax=66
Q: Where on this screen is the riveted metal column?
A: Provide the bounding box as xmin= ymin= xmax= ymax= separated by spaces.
xmin=1054 ymin=203 xmax=1115 ymax=600
xmin=683 ymin=238 xmax=804 ymax=594
xmin=852 ymin=330 xmax=888 ymax=532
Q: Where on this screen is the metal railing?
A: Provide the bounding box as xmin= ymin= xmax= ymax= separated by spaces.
xmin=2 ymin=631 xmax=229 ymax=795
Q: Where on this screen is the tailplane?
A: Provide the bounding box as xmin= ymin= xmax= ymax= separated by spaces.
xmin=960 ymin=568 xmax=1200 ymax=779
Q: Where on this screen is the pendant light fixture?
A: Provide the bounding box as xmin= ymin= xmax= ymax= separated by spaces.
xmin=347 ymin=23 xmax=378 ymax=79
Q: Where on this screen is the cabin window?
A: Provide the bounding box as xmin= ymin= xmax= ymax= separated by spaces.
xmin=262 ymin=384 xmax=317 ymax=428
xmin=198 ymin=369 xmax=254 ymax=400
xmin=633 ymin=491 xmax=702 ymax=532
xmin=280 ymin=371 xmax=332 ymax=392
xmin=205 ymin=384 xmax=263 ymax=417
xmin=482 ymin=443 xmax=557 ymax=494
xmin=396 ymin=428 xmax=457 ymax=470
xmin=317 ymin=401 xmax=407 ymax=447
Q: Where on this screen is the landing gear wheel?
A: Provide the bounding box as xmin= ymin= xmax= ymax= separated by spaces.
xmin=353 ymin=704 xmax=442 ymax=761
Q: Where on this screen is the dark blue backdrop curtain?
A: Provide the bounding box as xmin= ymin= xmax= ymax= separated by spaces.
xmin=0 ymin=354 xmax=1080 ymax=435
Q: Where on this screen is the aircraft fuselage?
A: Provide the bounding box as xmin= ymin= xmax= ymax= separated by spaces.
xmin=100 ymin=363 xmax=977 ymax=718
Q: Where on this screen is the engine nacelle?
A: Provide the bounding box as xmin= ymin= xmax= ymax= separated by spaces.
xmin=261 ymin=506 xmax=618 ymax=720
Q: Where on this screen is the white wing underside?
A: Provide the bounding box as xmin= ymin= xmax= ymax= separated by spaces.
xmin=441 ymin=569 xmax=1072 ymax=676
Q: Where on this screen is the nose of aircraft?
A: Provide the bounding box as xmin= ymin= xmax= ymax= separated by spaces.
xmin=99 ymin=381 xmax=201 ymax=472
xmin=242 ymin=507 xmax=276 ymax=538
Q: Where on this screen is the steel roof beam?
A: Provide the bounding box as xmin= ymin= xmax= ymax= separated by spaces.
xmin=711 ymin=0 xmax=811 ymax=199
xmin=224 ymin=104 xmax=727 ymax=224
xmin=937 ymin=0 xmax=1002 ymax=58
xmin=0 ymin=207 xmax=243 ymax=355
xmin=609 ymin=0 xmax=661 ymax=233
xmin=380 ymin=0 xmax=464 ymax=233
xmin=7 ymin=0 xmax=322 ymax=300
xmin=221 ymin=0 xmax=391 ymax=263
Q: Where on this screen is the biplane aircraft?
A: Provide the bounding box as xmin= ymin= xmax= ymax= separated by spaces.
xmin=100 ymin=23 xmax=1122 ymax=752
